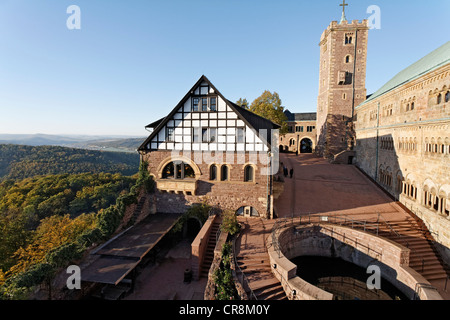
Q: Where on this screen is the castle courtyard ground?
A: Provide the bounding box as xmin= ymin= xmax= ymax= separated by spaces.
xmin=275 ymin=153 xmax=407 ymax=221
xmin=123 ymin=153 xmax=448 ymax=300
xmin=272 ymin=152 xmax=449 ymax=299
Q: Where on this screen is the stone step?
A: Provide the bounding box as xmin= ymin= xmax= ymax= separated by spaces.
xmin=410 ymin=255 xmax=442 ymax=264
xmin=236 ymin=253 xmax=269 ymax=260
xmin=237 ymin=257 xmax=269 ymax=265
xmin=422 ymin=272 xmax=449 ymax=281
xmin=249 ymin=276 xmax=281 ymax=292
xmin=255 ymin=284 xmax=287 ymax=300
xmin=239 ymin=264 xmax=272 ymax=273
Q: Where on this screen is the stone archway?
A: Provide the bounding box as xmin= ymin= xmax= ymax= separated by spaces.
xmin=300 ymin=138 xmax=313 ymax=154
xmin=183 ymin=216 xmax=203 ymax=240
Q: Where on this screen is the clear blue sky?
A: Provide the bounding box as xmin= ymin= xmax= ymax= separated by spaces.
xmin=0 ymin=0 xmax=448 ymax=136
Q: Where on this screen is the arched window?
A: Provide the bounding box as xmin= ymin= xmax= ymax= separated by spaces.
xmin=411 ymin=102 xmax=415 ymax=110
xmin=210 ymin=164 xmax=217 ymax=181
xmin=221 ymin=165 xmax=229 ymax=181
xmin=446 ymin=91 xmax=450 ymax=103
xmin=437 ymin=93 xmax=442 ymax=104
xmin=345 ymin=55 xmax=351 ymax=63
xmin=162 ymin=161 xmax=195 ymax=179
xmin=236 ymin=206 xmax=259 ymax=217
xmin=162 ymin=162 xmax=174 ymax=179
xmin=244 ymin=165 xmax=254 ymax=182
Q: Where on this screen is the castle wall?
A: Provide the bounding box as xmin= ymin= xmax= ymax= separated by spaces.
xmin=141 ymin=150 xmax=273 ymax=218
xmin=355 ymin=63 xmax=450 ymax=262
xmin=280 ymin=120 xmax=317 ymax=153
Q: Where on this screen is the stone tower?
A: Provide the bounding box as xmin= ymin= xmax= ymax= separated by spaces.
xmin=316 ymin=2 xmax=369 ymax=160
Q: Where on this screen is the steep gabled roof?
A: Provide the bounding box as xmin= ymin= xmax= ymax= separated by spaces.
xmin=357 ymin=41 xmax=450 ymax=108
xmin=138 ymin=75 xmax=280 ymax=151
xmin=145 ymin=117 xmax=165 ymax=129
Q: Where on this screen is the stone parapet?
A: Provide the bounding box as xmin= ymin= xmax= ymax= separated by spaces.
xmin=267 ymin=224 xmax=443 ymax=300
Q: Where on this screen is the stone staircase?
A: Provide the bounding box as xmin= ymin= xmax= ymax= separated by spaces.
xmin=129 ymin=196 xmax=146 ymax=225
xmin=236 ymin=252 xmax=288 ymax=300
xmin=355 ymin=216 xmax=449 ymax=283
xmin=200 ymin=220 xmax=221 ymax=278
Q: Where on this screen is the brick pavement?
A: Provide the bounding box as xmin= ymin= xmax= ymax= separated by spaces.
xmin=268 ymin=153 xmax=449 ymax=299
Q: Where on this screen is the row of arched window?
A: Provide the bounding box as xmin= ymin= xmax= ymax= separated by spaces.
xmin=424 ymin=137 xmax=450 ymax=155
xmin=378 ymin=137 xmax=449 ymax=154
xmin=379 ymin=169 xmax=393 ymax=188
xmin=400 ymin=179 xmax=449 ymax=217
xmin=161 ymin=161 xmax=256 ymax=183
xmin=380 ymin=137 xmax=394 ymax=150
xmin=428 ymin=86 xmax=450 ymax=106
xmin=209 ymin=164 xmax=255 ymax=182
xmin=398 ymin=137 xmax=418 ymax=152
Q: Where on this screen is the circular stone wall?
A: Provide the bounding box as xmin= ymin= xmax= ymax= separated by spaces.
xmin=267 ymin=224 xmax=443 ymax=300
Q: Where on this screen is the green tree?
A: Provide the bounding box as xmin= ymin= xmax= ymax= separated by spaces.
xmin=236 ymin=98 xmax=249 ymax=110
xmin=220 ymin=210 xmax=240 ymax=236
xmin=249 ymin=91 xmax=288 ymax=134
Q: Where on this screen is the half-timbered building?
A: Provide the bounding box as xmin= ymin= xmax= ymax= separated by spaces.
xmin=138 ymin=75 xmax=280 ymax=218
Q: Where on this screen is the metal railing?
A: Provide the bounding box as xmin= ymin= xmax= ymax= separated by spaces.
xmin=271 ymin=214 xmax=383 ymax=258
xmin=231 ymin=224 xmax=258 ymax=300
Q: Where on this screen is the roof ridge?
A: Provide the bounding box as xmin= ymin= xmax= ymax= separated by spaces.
xmin=358 ymin=41 xmax=450 ymax=108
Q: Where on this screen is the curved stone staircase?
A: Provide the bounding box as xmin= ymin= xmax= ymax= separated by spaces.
xmin=345 ymin=212 xmax=450 ymax=299
xmin=234 ymin=218 xmax=288 ymax=300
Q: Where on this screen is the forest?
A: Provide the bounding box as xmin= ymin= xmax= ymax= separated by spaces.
xmin=0 ymin=144 xmax=140 ymax=180
xmin=0 ymin=144 xmax=151 ymax=299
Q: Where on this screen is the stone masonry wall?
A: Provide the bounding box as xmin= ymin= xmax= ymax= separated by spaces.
xmin=142 ymin=150 xmax=272 ymax=217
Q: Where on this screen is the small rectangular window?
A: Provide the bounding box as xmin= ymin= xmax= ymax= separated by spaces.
xmin=200 ymin=86 xmax=209 ymax=95
xmin=202 ymin=98 xmax=208 ymax=112
xmin=209 ymin=128 xmax=217 ymax=143
xmin=202 ymin=128 xmax=208 ymax=143
xmin=193 ymin=98 xmax=199 ymax=112
xmin=236 ymin=128 xmax=245 ymax=143
xmin=210 ymin=97 xmax=217 ymax=111
xmin=192 ymin=127 xmax=200 ymax=142
xmin=167 ymin=128 xmax=174 ymax=142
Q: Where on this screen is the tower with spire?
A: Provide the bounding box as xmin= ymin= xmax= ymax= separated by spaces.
xmin=315 ymin=1 xmax=370 ymax=160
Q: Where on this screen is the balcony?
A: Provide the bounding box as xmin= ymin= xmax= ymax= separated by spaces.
xmin=156 ymin=178 xmax=197 ymax=195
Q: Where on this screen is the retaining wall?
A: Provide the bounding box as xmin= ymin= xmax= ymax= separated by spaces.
xmin=267 ymin=224 xmax=443 ymax=300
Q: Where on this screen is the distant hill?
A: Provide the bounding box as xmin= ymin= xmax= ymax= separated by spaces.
xmin=0 ymin=144 xmax=140 ymax=180
xmin=0 ymin=134 xmax=146 ymax=152
xmin=69 ymin=138 xmax=145 ymax=153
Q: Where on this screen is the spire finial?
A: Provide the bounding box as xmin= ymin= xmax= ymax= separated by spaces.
xmin=340 ymin=0 xmax=348 ymax=23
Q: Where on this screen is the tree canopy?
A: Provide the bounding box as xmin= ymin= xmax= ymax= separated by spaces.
xmin=249 ymin=91 xmax=288 ymax=134
xmin=236 ymin=98 xmax=250 ymax=110
xmin=0 ymin=144 xmax=139 ymax=181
